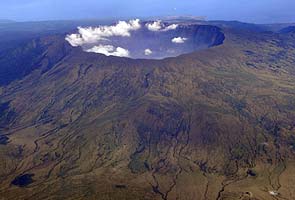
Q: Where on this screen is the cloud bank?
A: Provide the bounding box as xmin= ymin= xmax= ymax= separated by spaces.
xmin=172 ymin=37 xmax=188 ymax=44
xmin=65 ymin=19 xmax=141 ymax=47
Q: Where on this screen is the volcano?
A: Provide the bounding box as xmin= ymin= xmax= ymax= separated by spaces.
xmin=0 ymin=19 xmax=295 ymax=200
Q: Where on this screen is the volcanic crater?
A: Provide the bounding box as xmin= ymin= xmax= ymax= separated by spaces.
xmin=66 ymin=19 xmax=225 ymax=59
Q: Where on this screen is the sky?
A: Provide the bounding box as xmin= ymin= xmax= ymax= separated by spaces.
xmin=1 ymin=0 xmax=295 ymax=23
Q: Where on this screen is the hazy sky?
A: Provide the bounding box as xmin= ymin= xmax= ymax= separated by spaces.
xmin=1 ymin=0 xmax=295 ymax=23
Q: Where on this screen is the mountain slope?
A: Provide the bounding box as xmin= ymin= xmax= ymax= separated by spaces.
xmin=0 ymin=25 xmax=295 ymax=200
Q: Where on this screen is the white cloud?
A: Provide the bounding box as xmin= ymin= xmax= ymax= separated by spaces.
xmin=144 ymin=49 xmax=153 ymax=56
xmin=86 ymin=45 xmax=130 ymax=57
xmin=146 ymin=20 xmax=162 ymax=31
xmin=145 ymin=20 xmax=178 ymax=32
xmin=164 ymin=24 xmax=179 ymax=31
xmin=172 ymin=37 xmax=188 ymax=44
xmin=65 ymin=19 xmax=141 ymax=46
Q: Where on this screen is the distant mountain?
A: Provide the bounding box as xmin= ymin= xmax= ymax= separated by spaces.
xmin=0 ymin=19 xmax=15 ymax=24
xmin=0 ymin=20 xmax=295 ymax=200
xmin=159 ymin=15 xmax=206 ymax=23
